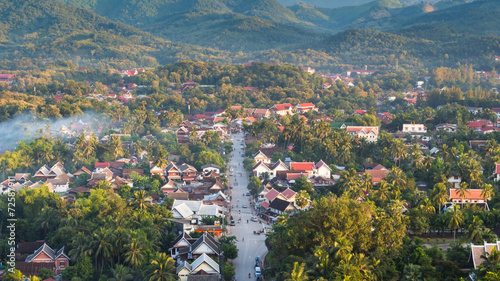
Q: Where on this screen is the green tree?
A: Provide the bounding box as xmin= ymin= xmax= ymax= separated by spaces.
xmin=447 ymin=204 xmax=463 ymax=243
xmin=109 ymin=264 xmax=133 ymax=281
xmin=148 ymin=252 xmax=178 ymax=281
xmin=222 ymin=263 xmax=236 ymax=281
xmin=293 ymin=176 xmax=314 ymax=195
xmin=285 ymin=262 xmax=310 ymax=281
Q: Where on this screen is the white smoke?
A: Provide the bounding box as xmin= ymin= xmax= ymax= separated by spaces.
xmin=0 ymin=113 xmax=111 ymax=152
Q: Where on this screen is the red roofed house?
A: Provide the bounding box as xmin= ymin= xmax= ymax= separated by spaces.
xmin=270 ymin=103 xmax=293 ymax=116
xmin=0 ymin=74 xmax=16 ymax=83
xmin=253 ymin=109 xmax=271 ymax=119
xmin=296 ymin=103 xmax=318 ymax=114
xmin=353 ymin=109 xmax=367 ymax=116
xmin=21 ymin=243 xmax=70 ymax=276
xmin=94 ymin=162 xmax=110 ymax=172
xmin=363 ymin=164 xmax=390 ymax=184
xmin=493 ymin=164 xmax=500 ymax=181
xmin=289 ymin=162 xmax=315 ymax=177
xmin=468 ymin=120 xmax=493 ymax=129
xmin=449 ymin=188 xmax=489 ymax=205
xmin=346 ymin=126 xmax=379 ymax=142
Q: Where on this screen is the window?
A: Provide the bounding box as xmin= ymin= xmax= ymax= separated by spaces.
xmin=60 ymin=261 xmax=65 ymax=267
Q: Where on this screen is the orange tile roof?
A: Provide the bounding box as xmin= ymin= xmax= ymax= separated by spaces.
xmin=449 ymin=189 xmax=486 ymax=200
xmin=290 ymin=162 xmax=315 ymax=171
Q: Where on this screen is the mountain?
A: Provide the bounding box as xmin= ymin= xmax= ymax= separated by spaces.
xmin=56 ymin=0 xmax=322 ymax=51
xmin=301 ymin=28 xmax=500 ymax=69
xmin=144 ymin=11 xmax=322 ymax=52
xmin=278 ymin=0 xmax=445 ymax=8
xmin=0 ymin=0 xmax=230 ymax=67
xmin=289 ymin=0 xmax=406 ymax=33
xmin=396 ymin=0 xmax=500 ymax=37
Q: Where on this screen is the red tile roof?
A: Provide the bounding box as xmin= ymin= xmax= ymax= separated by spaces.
xmin=450 ymin=189 xmax=487 ymax=200
xmin=281 ymin=188 xmax=296 ymax=199
xmin=95 ymin=162 xmax=110 ymax=168
xmin=271 ymin=103 xmax=293 ymax=111
xmin=496 ymin=163 xmax=500 ymax=174
xmin=297 ymin=103 xmax=315 ymax=108
xmin=265 ymin=189 xmax=280 ymax=201
xmin=290 ymin=162 xmax=315 ymax=171
xmin=286 ymin=173 xmax=308 ymax=181
xmin=260 ymin=201 xmax=270 ymax=210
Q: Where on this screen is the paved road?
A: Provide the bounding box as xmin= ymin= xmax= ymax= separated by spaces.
xmin=228 ymin=132 xmax=268 ymax=281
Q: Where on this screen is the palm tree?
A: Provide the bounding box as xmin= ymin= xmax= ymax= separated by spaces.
xmin=419 ymin=198 xmax=435 ymax=215
xmin=108 ymin=135 xmax=124 ymax=160
xmin=130 ymin=190 xmax=152 ymax=210
xmin=314 ymin=248 xmax=333 ymax=278
xmin=285 ymin=262 xmax=310 ymax=281
xmin=152 ymin=150 xmax=169 ymax=169
xmin=468 ymin=215 xmax=486 ymax=243
xmin=109 ymin=264 xmax=134 ymax=281
xmin=456 ymin=182 xmax=470 ymax=207
xmin=360 ymin=173 xmax=373 ymax=194
xmin=481 ymin=183 xmax=495 ymax=201
xmin=432 ymin=183 xmax=449 ymax=214
xmin=124 ymin=239 xmax=144 ymax=268
xmin=148 ymin=252 xmax=178 ymax=281
xmin=386 ymin=167 xmax=407 ymax=191
xmin=338 ymin=169 xmax=360 ymax=196
xmin=374 ymin=180 xmax=392 ymax=206
xmin=391 ymin=139 xmax=408 ymax=166
xmin=447 ymin=204 xmax=463 ymax=243
xmin=89 ymin=228 xmax=114 ymax=275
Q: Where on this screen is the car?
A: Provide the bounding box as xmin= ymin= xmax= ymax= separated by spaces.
xmin=242 ymin=204 xmax=248 ymax=208
xmin=246 ymin=193 xmax=250 ymax=196
xmin=230 ymin=220 xmax=235 ymax=226
xmin=255 ymin=266 xmax=261 ymax=277
xmin=241 ymin=154 xmax=245 ymax=157
xmin=251 ymin=217 xmax=258 ymax=222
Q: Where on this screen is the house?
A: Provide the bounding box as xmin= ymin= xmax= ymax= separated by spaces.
xmin=449 ymin=188 xmax=489 ymax=205
xmin=346 ymin=126 xmax=379 ymax=142
xmin=161 ymin=180 xmax=177 ymax=194
xmin=470 ymin=242 xmax=500 ymax=269
xmin=201 ymin=164 xmax=221 ymax=174
xmin=346 ymin=69 xmax=377 ymax=77
xmin=494 ymin=164 xmax=500 ymax=181
xmin=289 ymin=162 xmax=315 ymax=177
xmin=362 ymin=165 xmax=390 ymax=184
xmin=94 ymin=162 xmax=110 ymax=173
xmin=176 ymin=253 xmax=220 ymax=281
xmin=476 ymin=126 xmax=500 ymax=134
xmin=178 ymin=164 xmax=197 ymax=180
xmin=296 ymin=103 xmax=318 ymax=114
xmin=270 ymin=103 xmax=293 ymax=116
xmin=435 ymin=123 xmax=458 ymax=133
xmin=269 ymin=198 xmax=297 ymax=215
xmin=21 ymin=243 xmax=70 ymax=275
xmin=166 ymin=163 xmax=182 ymax=180
xmin=447 ymin=176 xmax=461 ymax=188
xmin=170 ymin=231 xmax=220 ymax=261
xmin=171 ymin=200 xmax=224 ymax=220
xmin=46 ymin=178 xmax=70 ymax=193
xmin=402 ymin=124 xmax=427 ymax=134
xmin=253 ymin=109 xmax=271 ymax=119
xmin=73 ymin=167 xmax=92 ymax=179
xmin=302 ymin=67 xmax=315 ymax=74
xmin=256 ymin=160 xmax=289 ymax=179
xmin=314 ymin=160 xmax=331 ymax=178
xmin=470 ymin=140 xmax=487 ymax=150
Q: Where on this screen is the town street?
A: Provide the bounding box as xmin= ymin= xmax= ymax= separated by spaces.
xmin=228 ymin=132 xmax=268 ymax=280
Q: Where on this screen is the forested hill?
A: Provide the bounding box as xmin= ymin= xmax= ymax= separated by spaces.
xmin=396 ymin=0 xmax=500 ymax=38
xmin=0 ymin=0 xmax=228 ymax=68
xmin=303 ymin=29 xmax=500 ymax=69
xmin=56 ymin=0 xmax=323 ymax=52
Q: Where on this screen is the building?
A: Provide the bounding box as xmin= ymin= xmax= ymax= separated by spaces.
xmin=201 ymin=164 xmax=221 ymax=174
xmin=296 ymin=103 xmax=318 ymax=114
xmin=447 ymin=188 xmax=490 ymax=210
xmin=435 ymin=123 xmax=458 ymax=133
xmin=470 ymin=242 xmax=500 ymax=269
xmin=20 ymin=243 xmax=70 ymax=276
xmin=346 ymin=69 xmax=377 ymax=77
xmin=270 ymin=103 xmax=293 ymax=116
xmin=346 ymin=126 xmax=379 ymax=142
xmin=402 ymin=124 xmax=427 ymax=134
